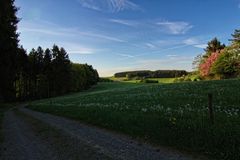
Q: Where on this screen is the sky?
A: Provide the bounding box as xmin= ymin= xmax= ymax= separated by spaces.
xmin=15 ymin=0 xmax=240 ymax=77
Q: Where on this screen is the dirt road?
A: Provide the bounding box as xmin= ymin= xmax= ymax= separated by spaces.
xmin=0 ymin=108 xmax=206 ymax=160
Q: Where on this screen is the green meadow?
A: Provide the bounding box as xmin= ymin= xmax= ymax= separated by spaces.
xmin=109 ymin=77 xmax=176 ymax=83
xmin=28 ymin=79 xmax=240 ymax=160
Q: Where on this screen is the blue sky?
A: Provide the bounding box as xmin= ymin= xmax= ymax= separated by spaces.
xmin=15 ymin=0 xmax=240 ymax=76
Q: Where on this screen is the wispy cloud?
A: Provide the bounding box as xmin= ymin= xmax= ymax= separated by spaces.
xmin=156 ymin=44 xmax=190 ymax=52
xmin=137 ymin=56 xmax=194 ymax=67
xmin=156 ymin=21 xmax=193 ymax=35
xmin=52 ymin=42 xmax=101 ymax=55
xmin=109 ymin=19 xmax=137 ymax=26
xmin=183 ymin=38 xmax=199 ymax=45
xmin=19 ymin=20 xmax=126 ymax=43
xmin=166 ymin=54 xmax=178 ymax=57
xmin=116 ymin=53 xmax=149 ymax=61
xmin=77 ymin=0 xmax=141 ymax=12
xmin=68 ymin=51 xmax=94 ymax=55
xmin=116 ymin=53 xmax=135 ymax=58
xmin=20 ymin=28 xmax=74 ymax=37
xmin=238 ymin=2 xmax=240 ymax=8
xmin=145 ymin=43 xmax=156 ymax=49
xmin=119 ymin=37 xmax=208 ymax=60
xmin=78 ymin=31 xmax=126 ymax=42
xmin=68 ymin=49 xmax=95 ymax=55
xmin=183 ymin=38 xmax=207 ymax=49
xmin=194 ymin=44 xmax=207 ymax=49
xmin=18 ymin=20 xmax=112 ymax=55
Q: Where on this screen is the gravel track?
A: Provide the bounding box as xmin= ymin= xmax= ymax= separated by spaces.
xmin=1 ymin=109 xmax=113 ymax=160
xmin=1 ymin=110 xmax=58 ymax=160
xmin=19 ymin=107 xmax=206 ymax=160
xmin=0 ymin=107 xmax=207 ymax=160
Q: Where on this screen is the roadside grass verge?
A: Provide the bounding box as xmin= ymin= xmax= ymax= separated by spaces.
xmin=28 ymin=79 xmax=240 ymax=160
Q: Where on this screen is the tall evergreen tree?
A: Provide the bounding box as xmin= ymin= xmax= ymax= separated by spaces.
xmin=43 ymin=49 xmax=52 ymax=71
xmin=204 ymin=38 xmax=225 ymax=57
xmin=28 ymin=48 xmax=39 ymax=98
xmin=230 ymin=29 xmax=240 ymax=45
xmin=0 ymin=0 xmax=19 ymax=101
xmin=36 ymin=46 xmax=44 ymax=72
xmin=43 ymin=48 xmax=52 ymax=97
xmin=52 ymin=45 xmax=71 ymax=95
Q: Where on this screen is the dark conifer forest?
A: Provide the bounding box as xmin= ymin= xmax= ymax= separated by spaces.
xmin=0 ymin=0 xmax=99 ymax=102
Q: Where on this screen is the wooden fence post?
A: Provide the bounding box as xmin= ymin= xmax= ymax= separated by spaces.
xmin=208 ymin=93 xmax=214 ymax=124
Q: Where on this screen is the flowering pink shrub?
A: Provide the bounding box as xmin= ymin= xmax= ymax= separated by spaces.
xmin=199 ymin=52 xmax=221 ymax=76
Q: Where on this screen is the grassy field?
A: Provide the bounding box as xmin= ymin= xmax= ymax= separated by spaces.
xmin=109 ymin=77 xmax=176 ymax=83
xmin=147 ymin=78 xmax=176 ymax=83
xmin=28 ymin=80 xmax=240 ymax=160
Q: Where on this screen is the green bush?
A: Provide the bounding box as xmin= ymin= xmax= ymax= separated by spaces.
xmin=211 ymin=47 xmax=240 ymax=78
xmin=174 ymin=77 xmax=185 ymax=82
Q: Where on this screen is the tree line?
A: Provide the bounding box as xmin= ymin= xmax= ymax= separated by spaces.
xmin=0 ymin=0 xmax=99 ymax=102
xmin=15 ymin=46 xmax=99 ymax=101
xmin=114 ymin=70 xmax=187 ymax=79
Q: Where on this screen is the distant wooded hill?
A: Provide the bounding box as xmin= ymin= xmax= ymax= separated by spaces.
xmin=114 ymin=70 xmax=188 ymax=78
